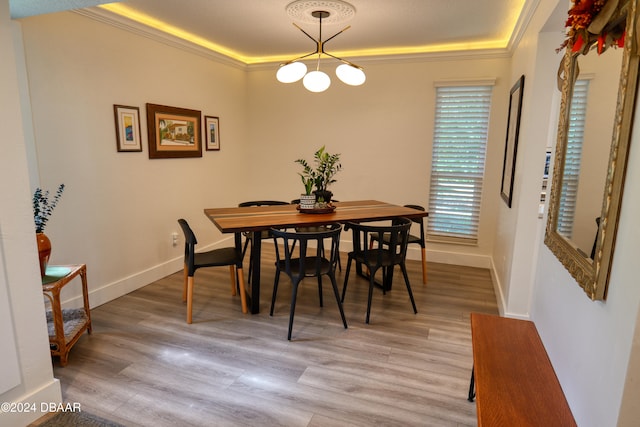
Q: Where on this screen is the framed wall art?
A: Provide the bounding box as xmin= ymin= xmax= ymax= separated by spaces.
xmin=113 ymin=105 xmax=142 ymax=152
xmin=204 ymin=116 xmax=220 ymax=151
xmin=146 ymin=103 xmax=202 ymax=159
xmin=500 ymin=75 xmax=525 ymax=208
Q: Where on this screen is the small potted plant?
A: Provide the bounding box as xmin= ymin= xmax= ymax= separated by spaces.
xmin=33 ymin=184 xmax=65 ymax=278
xmin=296 ymin=146 xmax=341 ymax=208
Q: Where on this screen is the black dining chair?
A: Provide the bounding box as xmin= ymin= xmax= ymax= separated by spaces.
xmin=270 ymin=223 xmax=347 ymax=340
xmin=289 ymin=199 xmax=343 ymax=271
xmin=370 ymin=204 xmax=428 ymax=284
xmin=177 ymin=219 xmax=247 ymax=324
xmin=238 ymin=200 xmax=289 ymax=282
xmin=341 ymin=218 xmax=417 ymax=324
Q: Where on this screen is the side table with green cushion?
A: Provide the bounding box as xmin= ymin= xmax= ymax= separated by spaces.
xmin=42 ymin=264 xmax=92 ymax=366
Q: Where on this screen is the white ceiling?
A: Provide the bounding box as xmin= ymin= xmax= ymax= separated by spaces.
xmin=11 ymin=0 xmax=555 ymax=64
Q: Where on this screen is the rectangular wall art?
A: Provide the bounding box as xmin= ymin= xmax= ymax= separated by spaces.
xmin=204 ymin=116 xmax=220 ymax=151
xmin=500 ymin=75 xmax=525 ymax=207
xmin=146 ymin=103 xmax=202 ymax=158
xmin=113 ymin=105 xmax=142 ymax=152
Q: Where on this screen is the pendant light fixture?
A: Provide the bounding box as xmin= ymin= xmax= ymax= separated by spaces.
xmin=276 ymin=1 xmax=365 ymax=92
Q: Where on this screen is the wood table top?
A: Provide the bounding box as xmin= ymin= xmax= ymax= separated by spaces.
xmin=204 ymin=200 xmax=428 ymax=233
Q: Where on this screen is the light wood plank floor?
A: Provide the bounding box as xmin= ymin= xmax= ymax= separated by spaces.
xmin=46 ymin=247 xmax=498 ymax=427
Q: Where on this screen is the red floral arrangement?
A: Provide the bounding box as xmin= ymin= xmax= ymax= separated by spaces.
xmin=559 ymin=0 xmax=627 ymax=54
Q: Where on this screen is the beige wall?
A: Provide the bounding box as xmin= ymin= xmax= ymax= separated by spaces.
xmin=246 ymin=58 xmax=510 ymax=264
xmin=20 ymin=11 xmax=250 ymax=307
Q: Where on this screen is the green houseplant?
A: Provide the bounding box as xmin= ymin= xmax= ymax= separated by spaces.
xmin=295 ymin=146 xmax=341 ymax=205
xmin=33 ymin=184 xmax=65 ymax=278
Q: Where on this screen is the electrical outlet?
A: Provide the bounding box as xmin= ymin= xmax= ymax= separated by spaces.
xmin=172 ymin=232 xmax=178 ymax=247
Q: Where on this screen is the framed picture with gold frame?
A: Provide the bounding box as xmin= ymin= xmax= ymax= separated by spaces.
xmin=146 ymin=103 xmax=202 ymax=158
xmin=113 ymin=105 xmax=142 ymax=152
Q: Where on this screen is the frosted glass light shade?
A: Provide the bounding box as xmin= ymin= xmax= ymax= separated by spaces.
xmin=276 ymin=62 xmax=307 ymax=83
xmin=303 ymin=71 xmax=331 ymax=92
xmin=336 ymin=64 xmax=366 ymax=86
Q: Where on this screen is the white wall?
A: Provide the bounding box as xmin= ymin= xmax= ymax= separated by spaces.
xmin=491 ymin=0 xmax=567 ymax=319
xmin=19 ymin=11 xmax=250 ymax=308
xmin=246 ymin=58 xmax=510 ymax=267
xmin=520 ymin=2 xmax=640 ymax=427
xmin=0 ymin=1 xmax=62 ymax=425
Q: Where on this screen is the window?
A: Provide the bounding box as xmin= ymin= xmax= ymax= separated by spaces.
xmin=428 ymin=84 xmax=493 ymax=244
xmin=557 ymin=79 xmax=590 ymax=237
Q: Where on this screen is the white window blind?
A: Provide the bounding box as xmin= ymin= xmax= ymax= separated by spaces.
xmin=558 ymin=79 xmax=590 ymax=237
xmin=428 ymin=85 xmax=493 ymax=243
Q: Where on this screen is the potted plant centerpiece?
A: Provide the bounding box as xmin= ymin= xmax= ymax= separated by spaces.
xmin=295 ymin=146 xmax=341 ymax=209
xmin=33 ymin=184 xmax=65 ymax=278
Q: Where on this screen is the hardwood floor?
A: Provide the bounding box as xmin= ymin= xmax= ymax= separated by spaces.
xmin=48 ymin=247 xmax=498 ymax=427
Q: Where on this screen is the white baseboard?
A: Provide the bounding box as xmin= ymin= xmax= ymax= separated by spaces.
xmin=86 ymin=257 xmax=183 ymax=309
xmin=489 ymin=257 xmax=507 ymax=317
xmin=1 ymin=378 xmax=61 ymax=426
xmin=63 ymin=236 xmax=499 ymax=312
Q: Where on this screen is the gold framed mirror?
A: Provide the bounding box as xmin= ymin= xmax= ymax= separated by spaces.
xmin=545 ymin=0 xmax=639 ymax=300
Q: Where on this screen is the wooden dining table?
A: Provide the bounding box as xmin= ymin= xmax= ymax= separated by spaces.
xmin=204 ymin=200 xmax=428 ymax=314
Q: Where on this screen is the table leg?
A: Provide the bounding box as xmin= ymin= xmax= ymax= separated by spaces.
xmin=249 ymin=231 xmax=262 ymax=314
xmin=79 ymin=266 xmax=92 ymax=334
xmin=50 ymin=288 xmax=68 ymax=366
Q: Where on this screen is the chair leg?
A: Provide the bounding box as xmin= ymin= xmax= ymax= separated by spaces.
xmin=317 ymin=275 xmax=324 ymax=307
xmin=270 ymin=268 xmax=281 ymax=316
xmin=182 ymin=263 xmax=188 ymax=302
xmin=236 ymin=266 xmax=248 ymax=314
xmin=288 ymin=279 xmax=301 ymax=340
xmin=329 ymin=272 xmax=348 ymax=329
xmin=186 ymin=275 xmax=194 ymax=324
xmin=229 ymin=265 xmax=237 ymax=296
xmin=243 ymin=238 xmax=253 ymax=284
xmin=366 ymin=271 xmax=376 ymax=324
xmin=421 ymin=247 xmax=427 ymax=285
xmin=341 ymin=257 xmax=353 ymax=303
xmin=400 ymin=263 xmax=418 ymax=314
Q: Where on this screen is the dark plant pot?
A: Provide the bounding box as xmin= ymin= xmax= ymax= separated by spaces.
xmin=314 ymin=190 xmax=333 ymax=203
xmin=36 ymin=232 xmax=51 ymax=279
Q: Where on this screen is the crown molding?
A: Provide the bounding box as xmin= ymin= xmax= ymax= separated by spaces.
xmin=75 ymin=4 xmax=527 ymax=71
xmin=507 ymin=0 xmax=541 ymax=51
xmin=247 ymin=48 xmax=512 ymax=71
xmin=73 ymin=8 xmax=247 ymax=69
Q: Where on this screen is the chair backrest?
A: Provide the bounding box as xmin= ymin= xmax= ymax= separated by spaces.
xmin=238 ymin=200 xmax=289 ymax=207
xmin=346 ymin=218 xmax=412 ymax=270
xmin=271 ymin=223 xmax=341 ymax=281
xmin=178 ymin=219 xmax=197 ymax=273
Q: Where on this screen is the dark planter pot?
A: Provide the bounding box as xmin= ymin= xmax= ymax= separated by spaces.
xmin=314 ymin=190 xmax=333 ymax=203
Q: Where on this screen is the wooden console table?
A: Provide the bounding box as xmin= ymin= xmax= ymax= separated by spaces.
xmin=42 ymin=264 xmax=92 ymax=366
xmin=469 ymin=313 xmax=576 ymax=426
